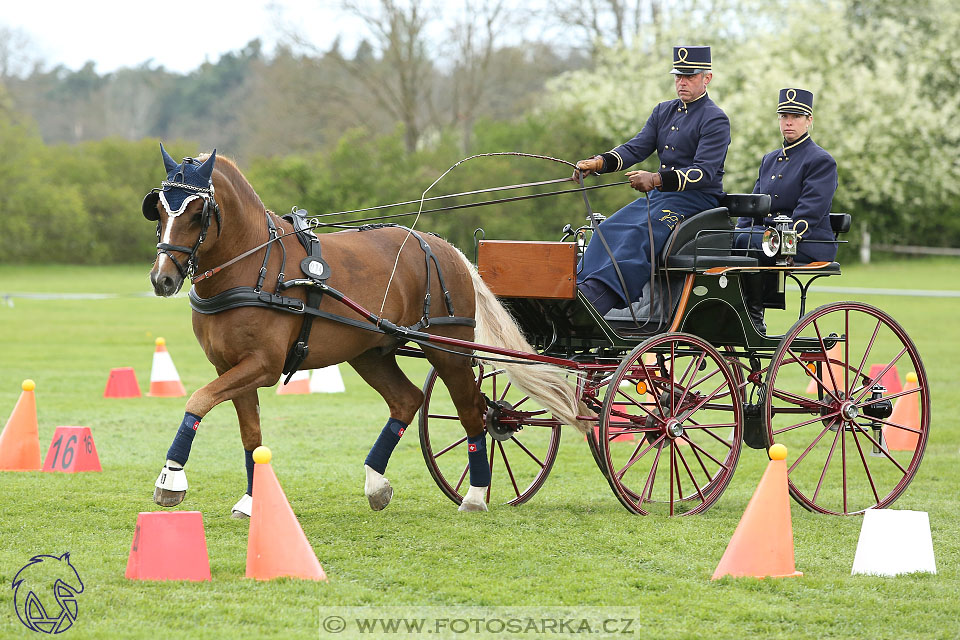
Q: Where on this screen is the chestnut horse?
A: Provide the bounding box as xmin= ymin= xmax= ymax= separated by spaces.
xmin=143 ymin=145 xmax=583 ymax=515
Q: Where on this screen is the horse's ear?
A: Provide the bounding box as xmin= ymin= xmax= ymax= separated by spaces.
xmin=160 ymin=142 xmax=178 ymax=173
xmin=197 ymin=149 xmax=217 ymax=183
xmin=142 ymin=192 xmax=160 ymax=220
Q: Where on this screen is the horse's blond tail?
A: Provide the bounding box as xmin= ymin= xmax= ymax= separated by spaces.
xmin=458 ymin=251 xmax=589 ymax=434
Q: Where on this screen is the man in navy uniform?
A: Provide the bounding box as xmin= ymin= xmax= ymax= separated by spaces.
xmin=735 ymin=87 xmax=838 ymax=331
xmin=574 ymin=45 xmax=731 ymax=314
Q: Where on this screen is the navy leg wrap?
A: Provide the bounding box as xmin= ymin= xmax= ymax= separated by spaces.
xmin=468 ymin=433 xmax=490 ymax=487
xmin=364 ymin=417 xmax=407 ymax=474
xmin=166 ymin=412 xmax=202 ymax=466
xmin=245 ymin=448 xmax=255 ymax=495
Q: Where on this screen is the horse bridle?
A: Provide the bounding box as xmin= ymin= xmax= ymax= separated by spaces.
xmin=142 ymin=160 xmax=222 ymax=281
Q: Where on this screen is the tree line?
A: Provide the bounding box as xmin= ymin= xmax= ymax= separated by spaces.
xmin=1 ymin=0 xmax=957 ymax=266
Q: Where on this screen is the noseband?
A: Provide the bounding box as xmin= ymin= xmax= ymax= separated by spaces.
xmin=145 ymin=162 xmax=222 ymax=282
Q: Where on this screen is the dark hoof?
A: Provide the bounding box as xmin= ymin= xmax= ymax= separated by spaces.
xmin=153 ymin=487 xmax=186 ymax=507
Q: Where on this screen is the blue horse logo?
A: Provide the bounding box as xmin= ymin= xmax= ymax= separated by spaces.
xmin=12 ymin=553 xmax=84 ymax=634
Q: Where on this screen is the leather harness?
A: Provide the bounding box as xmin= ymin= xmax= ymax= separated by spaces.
xmin=187 ymin=212 xmax=475 ymax=383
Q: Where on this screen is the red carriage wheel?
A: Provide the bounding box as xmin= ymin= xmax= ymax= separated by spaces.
xmin=764 ymin=302 xmax=930 ymax=515
xmin=598 ymin=333 xmax=743 ymax=516
xmin=419 ymin=362 xmax=561 ymax=506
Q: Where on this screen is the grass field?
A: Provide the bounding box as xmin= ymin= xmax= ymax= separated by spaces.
xmin=1 ymin=260 xmax=958 ymax=639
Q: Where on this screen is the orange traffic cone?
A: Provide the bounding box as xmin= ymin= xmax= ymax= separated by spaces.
xmin=276 ymin=369 xmax=310 ymax=395
xmin=806 ymin=345 xmax=843 ymax=395
xmin=883 ymin=372 xmax=921 ymax=451
xmin=0 ymin=380 xmax=43 ymax=471
xmin=104 ymin=367 xmax=141 ymax=398
xmin=148 ymin=338 xmax=186 ymax=397
xmin=125 ymin=511 xmax=211 ymax=581
xmin=246 ymin=446 xmax=327 ymax=581
xmin=711 ymin=444 xmax=802 ymax=579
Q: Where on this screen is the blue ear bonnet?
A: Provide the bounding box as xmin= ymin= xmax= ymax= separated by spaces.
xmin=157 ymin=143 xmax=217 ymax=216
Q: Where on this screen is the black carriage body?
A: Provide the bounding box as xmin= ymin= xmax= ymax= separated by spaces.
xmin=426 ymin=193 xmax=929 ymax=516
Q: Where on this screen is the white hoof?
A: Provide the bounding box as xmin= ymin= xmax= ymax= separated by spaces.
xmin=231 ymin=493 xmax=252 ymax=519
xmin=364 ymin=464 xmax=394 ymax=511
xmin=458 ymin=485 xmax=488 ymax=512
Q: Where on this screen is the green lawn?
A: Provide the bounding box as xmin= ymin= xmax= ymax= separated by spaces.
xmin=0 ymin=260 xmax=958 ymax=639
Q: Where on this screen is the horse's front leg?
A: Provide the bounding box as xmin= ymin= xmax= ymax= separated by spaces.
xmin=229 ymin=390 xmax=261 ymax=518
xmin=154 ymin=357 xmax=276 ymax=507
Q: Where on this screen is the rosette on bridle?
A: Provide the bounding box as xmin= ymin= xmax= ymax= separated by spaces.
xmin=142 ymin=143 xmax=221 ymax=282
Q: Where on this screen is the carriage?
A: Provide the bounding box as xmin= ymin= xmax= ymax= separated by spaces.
xmin=414 ymin=193 xmax=930 ymax=517
xmin=143 ymin=148 xmax=929 ymax=518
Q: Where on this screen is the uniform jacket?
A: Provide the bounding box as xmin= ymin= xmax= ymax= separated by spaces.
xmin=738 ymin=133 xmax=838 ymax=262
xmin=598 ymin=91 xmax=730 ymax=199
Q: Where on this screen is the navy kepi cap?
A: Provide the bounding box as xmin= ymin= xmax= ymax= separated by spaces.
xmin=777 ymin=88 xmax=813 ymax=116
xmin=671 ymin=46 xmax=711 ymax=75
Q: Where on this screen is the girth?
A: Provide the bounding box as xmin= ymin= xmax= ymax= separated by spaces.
xmin=188 ymin=217 xmax=475 ymax=383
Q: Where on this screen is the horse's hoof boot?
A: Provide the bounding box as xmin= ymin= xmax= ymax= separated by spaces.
xmin=458 ymin=500 xmax=488 ymax=512
xmin=366 ymin=483 xmax=394 ymax=511
xmin=231 ymin=493 xmax=252 ymax=518
xmin=153 ymin=487 xmax=186 ymax=507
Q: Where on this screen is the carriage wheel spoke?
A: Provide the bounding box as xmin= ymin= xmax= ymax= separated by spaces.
xmin=852 ymin=346 xmax=910 ymax=405
xmin=675 ymin=446 xmax=706 ymax=503
xmin=669 ymin=444 xmax=677 ymax=516
xmin=508 ymin=435 xmax=546 ymax=468
xmin=849 ymin=425 xmax=882 ymax=504
xmin=434 ymin=435 xmax=468 ymax=458
xmin=811 ymin=419 xmax=844 ymax=503
xmin=455 ymin=463 xmax=469 ymax=493
xmin=812 ymin=320 xmax=844 ymax=398
xmin=850 ymin=318 xmax=883 ymax=392
xmin=486 ymin=444 xmax=495 ymax=503
xmin=851 ymin=424 xmax=909 ymax=475
xmin=773 ymin=409 xmax=842 ymax=436
xmin=499 ymin=380 xmax=512 ymax=402
xmin=786 ymin=347 xmax=842 ymax=404
xmin=788 ymin=423 xmax=834 ymax=474
xmin=498 ymin=440 xmax=521 ymax=499
xmin=841 ymin=419 xmax=848 ymax=514
xmin=615 ymin=435 xmax=663 ymax=480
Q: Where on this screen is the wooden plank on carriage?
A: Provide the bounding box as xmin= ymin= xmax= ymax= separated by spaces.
xmin=477 ymin=240 xmax=576 ymax=299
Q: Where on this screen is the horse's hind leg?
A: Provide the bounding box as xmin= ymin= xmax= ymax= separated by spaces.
xmin=348 ymin=350 xmax=424 ymax=511
xmin=229 ymin=389 xmax=262 ymax=519
xmin=423 ymin=349 xmax=489 ymax=512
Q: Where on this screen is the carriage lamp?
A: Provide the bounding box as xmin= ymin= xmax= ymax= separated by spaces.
xmin=862 ymin=385 xmax=894 ymax=456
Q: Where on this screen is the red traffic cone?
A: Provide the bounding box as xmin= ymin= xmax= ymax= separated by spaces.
xmin=884 ymin=372 xmax=921 ymax=451
xmin=712 ymin=444 xmax=802 ymax=579
xmin=246 ymin=446 xmax=327 ymax=581
xmin=104 ymin=367 xmax=141 ymax=398
xmin=148 ymin=338 xmax=186 ymax=397
xmin=867 ymin=363 xmax=902 ymax=395
xmin=125 ymin=511 xmax=211 ymax=581
xmin=0 ymin=380 xmax=42 ymax=471
xmin=43 ymin=426 xmax=102 ymax=473
xmin=276 ymin=369 xmax=310 ymax=395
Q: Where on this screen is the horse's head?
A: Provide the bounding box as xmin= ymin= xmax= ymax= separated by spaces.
xmin=144 ymin=143 xmax=222 ymax=296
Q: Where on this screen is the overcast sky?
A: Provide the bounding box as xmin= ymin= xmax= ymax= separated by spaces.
xmin=2 ymin=1 xmax=364 ymax=75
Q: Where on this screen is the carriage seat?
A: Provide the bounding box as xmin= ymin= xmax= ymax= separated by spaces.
xmin=658 ymin=205 xmax=758 ymax=270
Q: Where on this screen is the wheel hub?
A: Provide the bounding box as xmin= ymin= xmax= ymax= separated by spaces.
xmin=484 ymin=399 xmax=517 ymax=441
xmin=665 ymin=418 xmax=684 ymax=439
xmin=841 ymin=401 xmax=859 ymax=422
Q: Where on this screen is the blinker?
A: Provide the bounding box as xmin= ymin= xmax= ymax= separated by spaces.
xmin=142 ymin=191 xmax=161 ymax=221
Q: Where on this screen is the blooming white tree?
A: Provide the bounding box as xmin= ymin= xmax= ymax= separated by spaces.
xmin=542 ymin=0 xmax=960 ymax=247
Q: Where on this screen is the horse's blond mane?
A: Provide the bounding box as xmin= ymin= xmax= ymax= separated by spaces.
xmin=199 ymin=152 xmax=266 ymax=214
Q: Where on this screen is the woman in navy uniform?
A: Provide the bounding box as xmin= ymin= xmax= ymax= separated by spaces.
xmin=574 ymin=45 xmax=731 ymax=314
xmin=735 ymin=88 xmax=838 ymax=331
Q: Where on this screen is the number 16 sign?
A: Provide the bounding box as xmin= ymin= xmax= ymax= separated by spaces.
xmin=43 ymin=426 xmax=102 ymax=473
